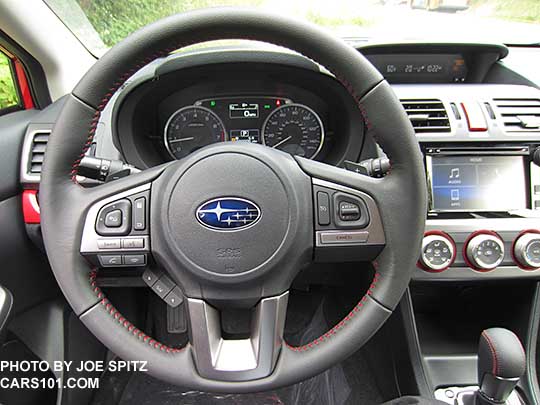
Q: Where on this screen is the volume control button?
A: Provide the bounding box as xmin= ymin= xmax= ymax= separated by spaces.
xmin=133 ymin=197 xmax=146 ymax=231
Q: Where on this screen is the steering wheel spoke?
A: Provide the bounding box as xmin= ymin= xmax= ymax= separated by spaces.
xmin=294 ymin=157 xmax=387 ymax=263
xmin=79 ymin=165 xmax=168 ymax=269
xmin=186 ymin=292 xmax=289 ymax=381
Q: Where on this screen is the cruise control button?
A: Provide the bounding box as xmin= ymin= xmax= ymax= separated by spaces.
xmin=317 ymin=192 xmax=331 ymax=226
xmin=121 ymin=238 xmax=145 ymax=249
xmin=123 ymin=254 xmax=146 ymax=266
xmin=99 ymin=255 xmax=122 ymax=267
xmin=142 ymin=268 xmax=161 ymax=286
xmin=104 ymin=210 xmax=122 ymax=227
xmin=164 ymin=286 xmax=184 ymax=308
xmin=97 ymin=239 xmax=121 ymax=249
xmin=152 ymin=276 xmax=175 ymax=298
xmin=339 ymin=201 xmax=361 ymax=221
xmin=318 ymin=230 xmax=369 ymax=245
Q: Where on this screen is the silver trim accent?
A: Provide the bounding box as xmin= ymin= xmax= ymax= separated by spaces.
xmin=312 ymin=178 xmax=385 ymax=247
xmin=434 ymin=386 xmax=524 ymax=405
xmin=20 ymin=129 xmax=51 ymax=184
xmin=531 ymin=161 xmax=540 ymax=211
xmin=426 ymin=217 xmax=540 ymax=232
xmin=420 ymin=234 xmax=455 ymax=271
xmin=261 ymin=103 xmax=325 ymax=160
xmin=163 ymin=105 xmax=226 ymax=160
xmin=465 ymin=233 xmax=505 ymax=270
xmin=392 ymin=84 xmax=540 ymax=142
xmin=318 ymin=230 xmax=369 ymax=245
xmin=514 ymin=233 xmax=540 ymax=268
xmin=186 ymin=292 xmax=288 ymax=381
xmin=80 ymin=184 xmax=151 ymax=255
xmin=414 ymin=218 xmax=540 ymax=280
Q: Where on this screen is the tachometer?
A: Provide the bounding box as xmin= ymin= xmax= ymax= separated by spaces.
xmin=261 ymin=103 xmax=324 ymax=159
xmin=164 ymin=106 xmax=226 ymax=159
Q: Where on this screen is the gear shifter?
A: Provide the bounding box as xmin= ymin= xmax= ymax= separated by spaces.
xmin=476 ymin=328 xmax=526 ymax=404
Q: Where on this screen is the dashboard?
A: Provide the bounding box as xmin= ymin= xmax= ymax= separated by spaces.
xmin=18 ymin=41 xmax=540 ymax=284
xmin=114 ymin=59 xmax=366 ymax=169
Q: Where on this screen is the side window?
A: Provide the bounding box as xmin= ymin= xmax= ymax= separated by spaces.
xmin=0 ymin=50 xmax=21 ymax=114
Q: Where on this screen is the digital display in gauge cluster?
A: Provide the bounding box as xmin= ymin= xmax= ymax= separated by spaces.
xmin=164 ymin=96 xmax=324 ymax=160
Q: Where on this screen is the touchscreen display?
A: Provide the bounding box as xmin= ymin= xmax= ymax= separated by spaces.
xmin=428 ymin=155 xmax=526 ymax=212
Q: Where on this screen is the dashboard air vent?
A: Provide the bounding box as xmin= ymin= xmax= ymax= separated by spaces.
xmin=493 ymin=98 xmax=540 ymax=133
xmin=28 ymin=131 xmax=50 ymax=175
xmin=400 ymin=99 xmax=450 ymax=133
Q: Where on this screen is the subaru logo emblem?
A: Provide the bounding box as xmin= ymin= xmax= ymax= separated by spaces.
xmin=196 ymin=198 xmax=261 ymax=231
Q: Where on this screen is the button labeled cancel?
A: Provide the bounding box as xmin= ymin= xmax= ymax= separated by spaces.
xmin=318 ymin=230 xmax=369 ymax=245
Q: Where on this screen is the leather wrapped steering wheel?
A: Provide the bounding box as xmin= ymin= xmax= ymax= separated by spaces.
xmin=40 ymin=8 xmax=426 ymax=392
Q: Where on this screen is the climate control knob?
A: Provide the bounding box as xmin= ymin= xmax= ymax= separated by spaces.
xmin=420 ymin=233 xmax=455 ymax=271
xmin=466 ymin=233 xmax=505 ymax=271
xmin=514 ymin=233 xmax=540 ymax=269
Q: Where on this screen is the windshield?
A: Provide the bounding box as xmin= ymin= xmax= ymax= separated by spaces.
xmin=45 ymin=0 xmax=540 ymax=57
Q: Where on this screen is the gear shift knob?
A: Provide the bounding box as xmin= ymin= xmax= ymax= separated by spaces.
xmin=477 ymin=328 xmax=526 ymax=404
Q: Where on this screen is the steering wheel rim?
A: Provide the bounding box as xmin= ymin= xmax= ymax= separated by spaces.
xmin=40 ymin=8 xmax=426 ymax=392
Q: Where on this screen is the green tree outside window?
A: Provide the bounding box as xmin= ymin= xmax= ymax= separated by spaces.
xmin=0 ymin=52 xmax=19 ymax=110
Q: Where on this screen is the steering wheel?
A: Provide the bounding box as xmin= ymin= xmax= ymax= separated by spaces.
xmin=40 ymin=8 xmax=426 ymax=392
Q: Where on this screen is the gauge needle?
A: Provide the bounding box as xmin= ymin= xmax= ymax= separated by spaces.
xmin=169 ymin=137 xmax=195 ymax=143
xmin=271 ymin=136 xmax=292 ymax=149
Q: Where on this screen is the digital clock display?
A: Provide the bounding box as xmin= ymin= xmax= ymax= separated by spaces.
xmin=367 ymin=54 xmax=467 ymax=83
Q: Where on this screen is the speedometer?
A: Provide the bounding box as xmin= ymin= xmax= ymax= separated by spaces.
xmin=262 ymin=104 xmax=324 ymax=159
xmin=164 ymin=106 xmax=226 ymax=160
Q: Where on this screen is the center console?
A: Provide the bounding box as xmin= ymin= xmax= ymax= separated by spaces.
xmin=389 ymin=83 xmax=540 ymax=405
xmin=414 ymin=143 xmax=540 ymax=279
xmin=388 ymin=84 xmax=540 ymax=281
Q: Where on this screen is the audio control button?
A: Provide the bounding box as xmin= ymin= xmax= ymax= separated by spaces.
xmin=514 ymin=233 xmax=540 ymax=269
xmin=96 ymin=199 xmax=132 ymax=236
xmin=99 ymin=255 xmax=122 ymax=267
xmin=97 ymin=239 xmax=121 ymax=249
xmin=121 ymin=238 xmax=144 ymax=249
xmin=104 ymin=210 xmax=122 ymax=227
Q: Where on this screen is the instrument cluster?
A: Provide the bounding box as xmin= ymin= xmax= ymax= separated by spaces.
xmin=163 ymin=96 xmax=324 ymax=160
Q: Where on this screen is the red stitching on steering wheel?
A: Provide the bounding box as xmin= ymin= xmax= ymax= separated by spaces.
xmin=70 ymin=47 xmax=178 ymax=184
xmin=76 ymin=41 xmax=388 ymax=356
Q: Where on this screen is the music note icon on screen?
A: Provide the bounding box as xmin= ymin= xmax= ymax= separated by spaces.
xmin=449 ymin=168 xmax=460 ymax=179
